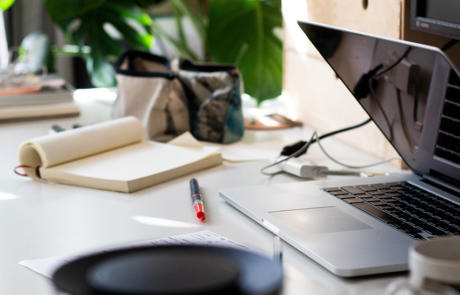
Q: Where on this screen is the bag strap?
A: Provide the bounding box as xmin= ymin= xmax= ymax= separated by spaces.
xmin=114 ymin=50 xmax=176 ymax=79
xmin=178 ymin=58 xmax=236 ymax=73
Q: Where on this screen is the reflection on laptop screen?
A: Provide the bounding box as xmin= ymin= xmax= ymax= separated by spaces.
xmin=298 ymin=21 xmax=460 ymax=188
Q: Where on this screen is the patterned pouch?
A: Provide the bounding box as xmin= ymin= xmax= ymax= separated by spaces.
xmin=176 ymin=59 xmax=244 ymax=143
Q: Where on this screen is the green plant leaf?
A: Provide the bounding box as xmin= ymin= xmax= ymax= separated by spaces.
xmin=206 ymin=0 xmax=282 ymax=104
xmin=134 ymin=0 xmax=166 ymax=9
xmin=114 ymin=7 xmax=151 ymax=26
xmin=171 ymin=0 xmax=205 ymax=41
xmin=86 ymin=50 xmax=117 ymax=87
xmin=0 ymin=0 xmax=15 ymax=11
xmin=150 ymin=20 xmax=197 ymax=60
xmin=102 ymin=7 xmax=152 ymax=50
xmin=45 ymin=0 xmax=153 ymax=87
xmin=44 ymin=0 xmax=105 ymax=23
xmin=149 ymin=0 xmax=202 ymax=61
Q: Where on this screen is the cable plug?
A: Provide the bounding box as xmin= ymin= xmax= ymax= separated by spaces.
xmin=279 ymin=158 xmax=366 ymax=178
xmin=279 ymin=158 xmax=329 ymax=178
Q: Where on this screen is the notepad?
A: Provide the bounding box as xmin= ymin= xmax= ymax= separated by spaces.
xmin=0 ymin=102 xmax=79 ymax=120
xmin=0 ymin=78 xmax=79 ymax=120
xmin=18 ymin=117 xmax=222 ymax=192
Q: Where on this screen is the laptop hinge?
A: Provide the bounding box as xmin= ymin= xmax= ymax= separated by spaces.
xmin=421 ymin=174 xmax=460 ymax=198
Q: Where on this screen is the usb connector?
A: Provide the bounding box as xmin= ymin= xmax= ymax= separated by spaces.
xmin=279 ymin=158 xmax=363 ymax=178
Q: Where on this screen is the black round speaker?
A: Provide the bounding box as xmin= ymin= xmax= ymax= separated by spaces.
xmin=52 ymin=245 xmax=283 ymax=295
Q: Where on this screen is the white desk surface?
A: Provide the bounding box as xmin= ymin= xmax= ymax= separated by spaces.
xmin=0 ymin=96 xmax=405 ymax=294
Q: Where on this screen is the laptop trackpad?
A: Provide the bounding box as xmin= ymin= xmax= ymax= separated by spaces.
xmin=269 ymin=207 xmax=372 ymax=235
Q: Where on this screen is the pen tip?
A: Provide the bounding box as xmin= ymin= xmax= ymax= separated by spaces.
xmin=197 ymin=212 xmax=205 ymax=221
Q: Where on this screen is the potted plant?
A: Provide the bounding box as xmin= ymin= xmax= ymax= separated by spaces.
xmin=45 ymin=0 xmax=283 ymax=107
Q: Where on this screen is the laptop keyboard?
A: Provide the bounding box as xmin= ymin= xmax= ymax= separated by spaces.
xmin=323 ymin=181 xmax=460 ymax=239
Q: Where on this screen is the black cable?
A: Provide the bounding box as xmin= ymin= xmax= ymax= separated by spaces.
xmin=441 ymin=39 xmax=459 ymax=52
xmin=413 ymin=88 xmax=419 ymax=122
xmin=280 ymin=118 xmax=372 ymax=157
xmin=366 ymin=47 xmax=413 ymax=140
xmin=369 ymin=78 xmax=394 ymax=140
xmin=353 ymin=47 xmax=412 ymax=99
xmin=396 ymin=88 xmax=413 ymax=150
xmin=374 ymin=47 xmax=412 ymax=79
xmin=353 ymin=64 xmax=383 ymax=99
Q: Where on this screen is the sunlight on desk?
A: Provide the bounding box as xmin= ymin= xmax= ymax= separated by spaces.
xmin=132 ymin=216 xmax=200 ymax=229
xmin=73 ymin=88 xmax=117 ymax=104
xmin=0 ymin=192 xmax=19 ymax=200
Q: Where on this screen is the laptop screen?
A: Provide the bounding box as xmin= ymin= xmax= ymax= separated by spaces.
xmin=298 ymin=21 xmax=460 ymax=188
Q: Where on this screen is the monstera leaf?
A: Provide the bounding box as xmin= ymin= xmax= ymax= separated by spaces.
xmin=206 ymin=0 xmax=282 ymax=104
xmin=0 ymin=0 xmax=14 ymax=10
xmin=45 ymin=0 xmax=153 ymax=87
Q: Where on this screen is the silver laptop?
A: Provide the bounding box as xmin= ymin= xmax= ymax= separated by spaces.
xmin=219 ymin=21 xmax=460 ymax=277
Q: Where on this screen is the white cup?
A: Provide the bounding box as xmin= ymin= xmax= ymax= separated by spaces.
xmin=386 ymin=236 xmax=460 ymax=295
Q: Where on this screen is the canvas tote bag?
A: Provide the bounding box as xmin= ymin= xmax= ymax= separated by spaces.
xmin=113 ymin=50 xmax=189 ymax=142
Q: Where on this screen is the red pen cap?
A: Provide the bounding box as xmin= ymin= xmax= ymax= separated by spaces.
xmin=193 ymin=202 xmax=206 ymax=221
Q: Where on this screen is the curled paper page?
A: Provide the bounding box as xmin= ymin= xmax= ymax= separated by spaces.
xmin=18 ymin=117 xmax=144 ymax=179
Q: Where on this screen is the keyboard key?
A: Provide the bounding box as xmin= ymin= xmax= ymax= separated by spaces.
xmin=370 ymin=201 xmax=386 ymax=206
xmin=342 ymin=186 xmax=365 ymax=195
xmin=383 ymin=198 xmax=398 ymax=203
xmin=330 ymin=191 xmax=349 ymax=196
xmin=371 ymin=192 xmax=387 ymax=197
xmin=336 ymin=194 xmax=354 ymax=199
xmin=384 ymin=193 xmax=402 ymax=198
xmin=357 ymin=185 xmax=377 ymax=192
xmin=391 ymin=185 xmax=404 ymax=190
xmin=345 ymin=198 xmax=364 ymax=204
xmin=361 ymin=196 xmax=379 ymax=202
xmin=372 ymin=184 xmax=392 ymax=189
xmin=379 ymin=206 xmax=393 ymax=211
xmin=353 ymin=202 xmax=399 ymax=224
xmin=324 ymin=187 xmax=341 ymax=192
xmin=445 ymin=211 xmax=459 ymax=219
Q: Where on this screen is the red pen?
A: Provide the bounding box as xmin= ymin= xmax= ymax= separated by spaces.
xmin=189 ymin=178 xmax=206 ymax=222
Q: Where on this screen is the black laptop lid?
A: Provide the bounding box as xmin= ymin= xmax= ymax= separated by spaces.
xmin=298 ymin=21 xmax=460 ymax=187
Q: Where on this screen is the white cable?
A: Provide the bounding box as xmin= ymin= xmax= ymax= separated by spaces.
xmin=278 ymin=157 xmax=387 ymax=178
xmin=261 ymin=130 xmax=400 ymax=177
xmin=260 ymin=132 xmax=316 ymax=176
xmin=279 ymin=157 xmax=362 ymax=178
xmin=312 ymin=131 xmax=400 ymax=169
